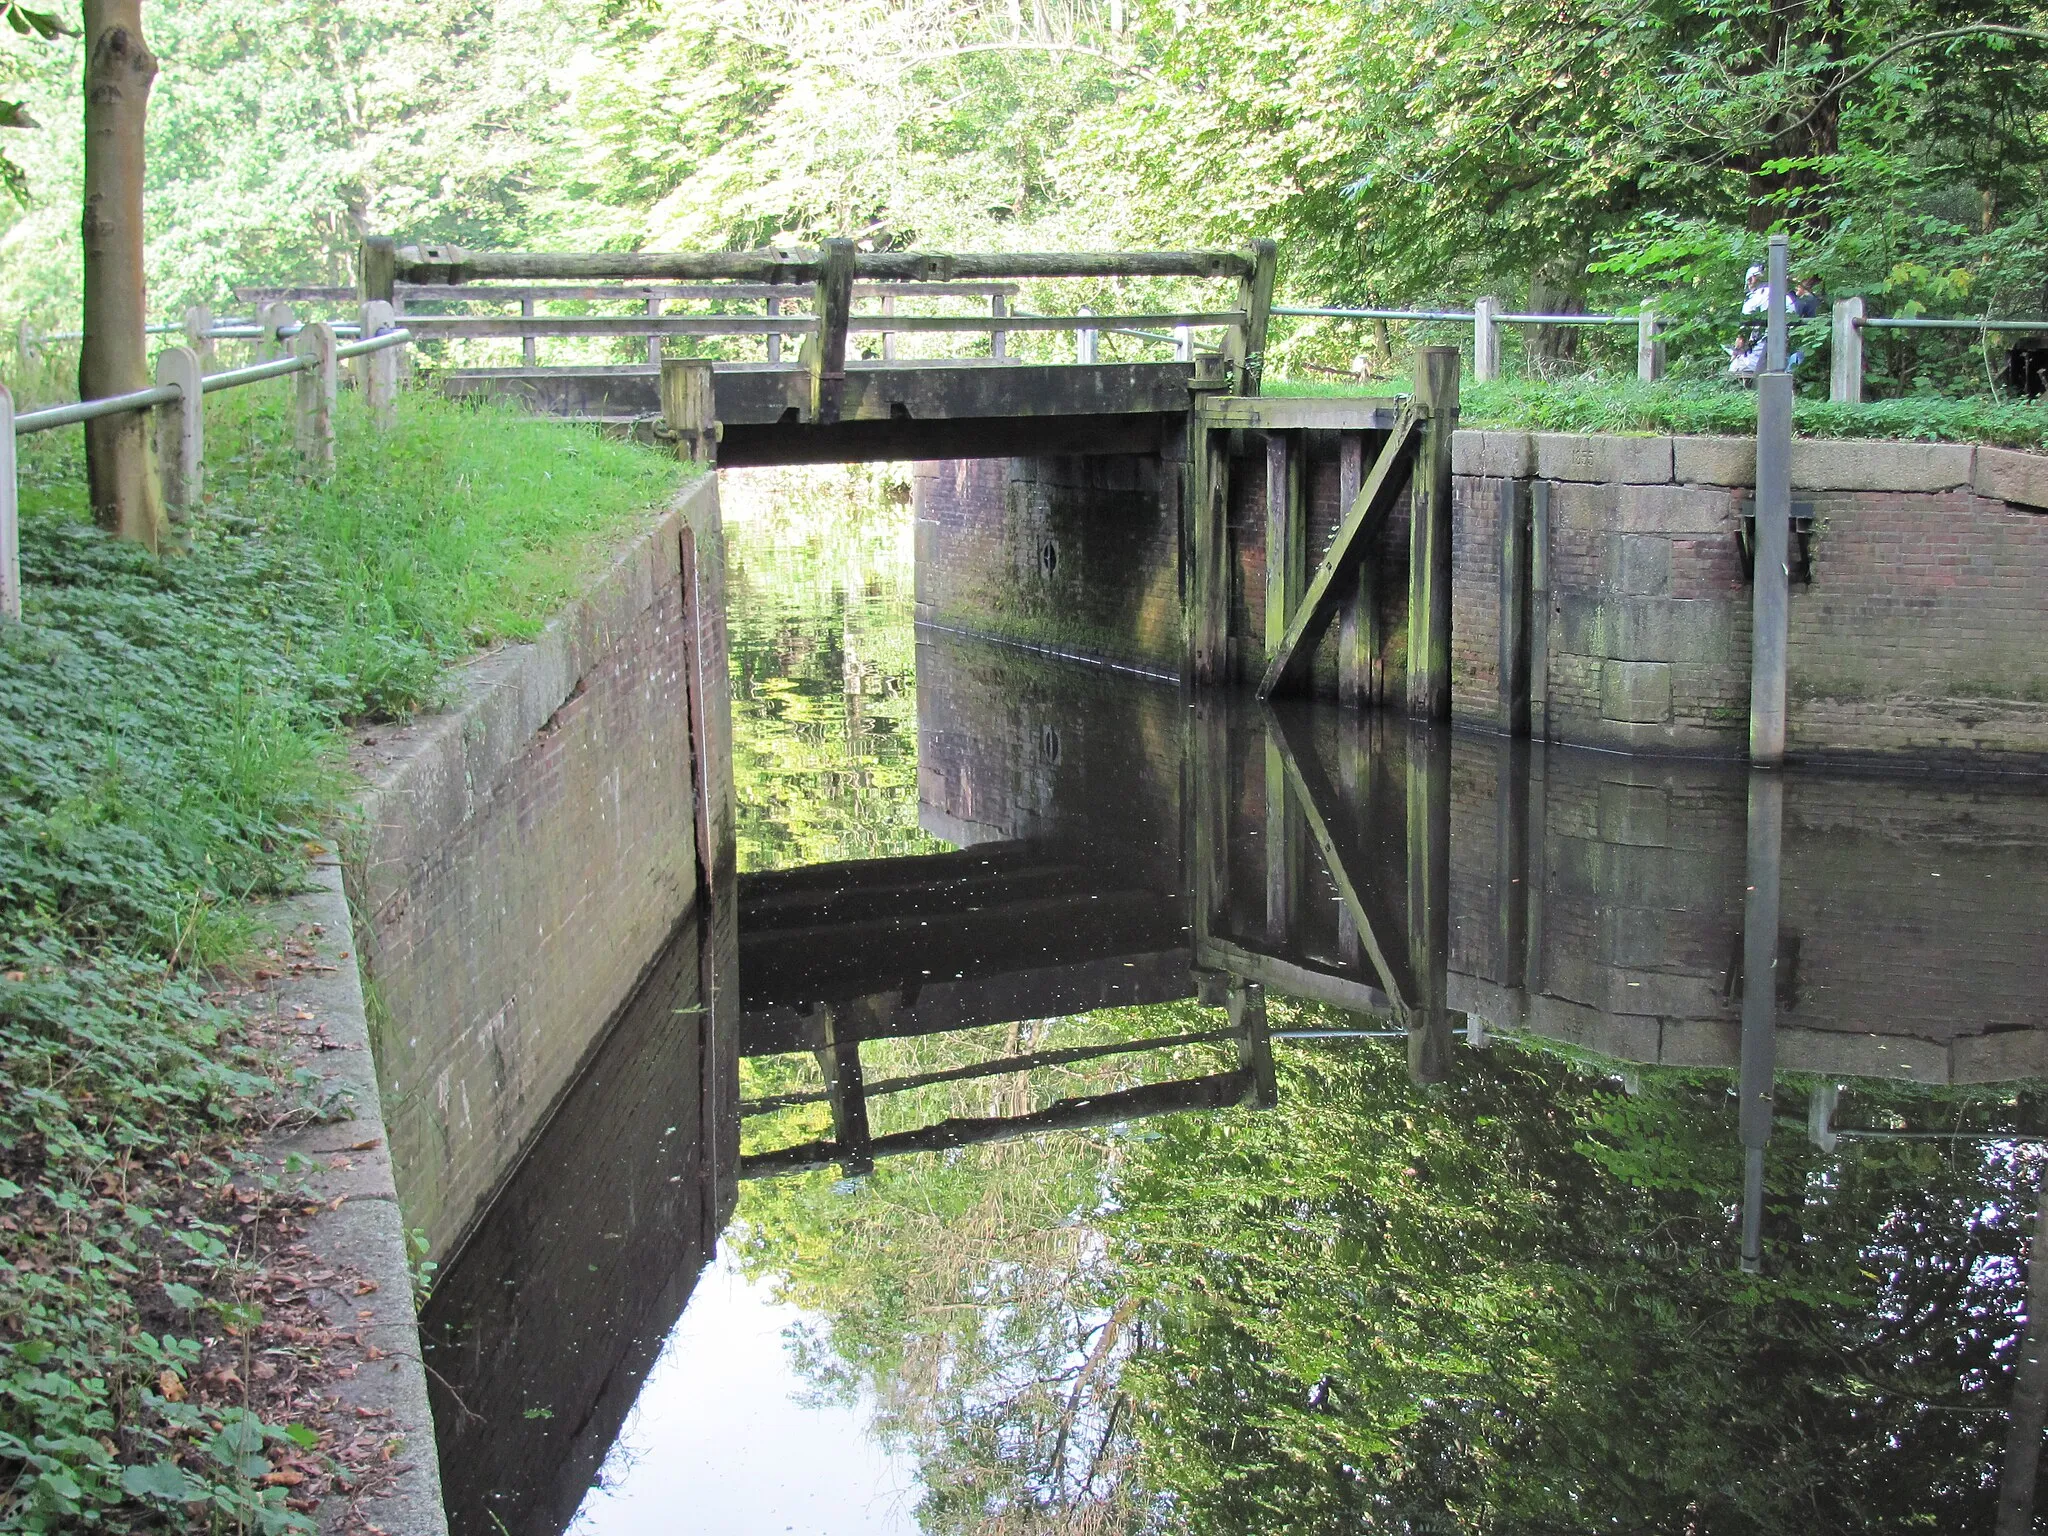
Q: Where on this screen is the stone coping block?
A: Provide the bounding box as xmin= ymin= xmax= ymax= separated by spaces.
xmin=1451 ymin=428 xmax=1534 ymax=479
xmin=1791 ymin=438 xmax=1974 ymax=493
xmin=1976 ymin=446 xmax=2048 ymax=510
xmin=1673 ymin=436 xmax=1756 ymax=488
xmin=1534 ymin=432 xmax=1674 ymax=485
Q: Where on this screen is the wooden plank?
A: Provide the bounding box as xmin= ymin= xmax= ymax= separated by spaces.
xmin=357 ymin=236 xmax=396 ymax=303
xmin=1336 ymin=432 xmax=1370 ymax=705
xmin=1236 ymin=238 xmax=1277 ymax=395
xmin=394 ymin=310 xmax=1243 ymax=339
xmin=1257 ymin=407 xmax=1420 ymax=698
xmin=810 ymin=237 xmax=856 ymax=424
xmin=1260 ymin=706 xmax=1413 ymax=1017
xmin=1188 ymin=426 xmax=1232 ymax=684
xmin=1200 ymin=394 xmax=1401 ymax=432
xmin=1263 ymin=431 xmax=1303 ymax=653
xmin=393 ymin=243 xmax=1259 ymax=286
xmin=1406 ymin=346 xmax=1460 ymax=720
xmin=1194 ymin=936 xmax=1395 ymax=1020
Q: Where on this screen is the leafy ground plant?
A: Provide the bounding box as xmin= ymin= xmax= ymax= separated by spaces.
xmin=0 ymin=381 xmax=678 ymax=1527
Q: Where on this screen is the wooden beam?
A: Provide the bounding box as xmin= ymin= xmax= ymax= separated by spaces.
xmin=1187 ymin=422 xmax=1233 ymax=685
xmin=1263 ymin=431 xmax=1303 ymax=654
xmin=394 ymin=310 xmax=1244 ymax=339
xmin=1228 ymin=979 xmax=1278 ymax=1108
xmin=1405 ymin=724 xmax=1452 ymax=1084
xmin=357 ymin=236 xmax=396 ymax=303
xmin=660 ymin=358 xmax=717 ymax=464
xmin=392 ymin=244 xmax=1260 ymax=286
xmin=1236 ymin=238 xmax=1278 ymax=395
xmin=1336 ymin=432 xmax=1372 ymax=706
xmin=810 ymin=237 xmax=856 ymax=424
xmin=1199 ymin=394 xmax=1401 ymax=432
xmin=1263 ymin=705 xmax=1414 ymax=1016
xmin=1257 ymin=408 xmax=1420 ymax=698
xmin=1406 ymin=346 xmax=1460 ymax=720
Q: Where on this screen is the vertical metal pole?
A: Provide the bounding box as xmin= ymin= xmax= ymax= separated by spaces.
xmin=1737 ymin=771 xmax=1783 ymax=1273
xmin=1830 ymin=296 xmax=1864 ymax=403
xmin=1750 ymin=234 xmax=1793 ymax=766
xmin=765 ymin=294 xmax=782 ymax=365
xmin=990 ymin=292 xmax=1008 ymax=361
xmin=0 ymin=385 xmax=18 ymax=624
xmin=521 ymin=296 xmax=537 ymax=368
xmin=646 ymin=293 xmax=663 ymax=367
xmin=1765 ymin=234 xmax=1789 ymax=374
xmin=1175 ymin=323 xmax=1194 ymax=363
xmin=1472 ymin=297 xmax=1499 ymax=382
xmin=1077 ymin=309 xmax=1097 ymax=365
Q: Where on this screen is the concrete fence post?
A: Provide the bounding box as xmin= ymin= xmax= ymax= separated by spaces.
xmin=1637 ymin=300 xmax=1664 ymax=382
xmin=0 ymin=385 xmax=18 ymax=623
xmin=1077 ymin=309 xmax=1098 ymax=365
xmin=258 ymin=300 xmax=296 ymax=361
xmin=293 ymin=321 xmax=338 ymax=473
xmin=990 ymin=292 xmax=1009 ymax=361
xmin=153 ymin=345 xmax=204 ymax=517
xmin=1830 ymin=296 xmax=1864 ymax=403
xmin=358 ymin=301 xmax=398 ymax=430
xmin=183 ymin=304 xmax=216 ymax=373
xmin=1472 ymin=297 xmax=1500 ymax=382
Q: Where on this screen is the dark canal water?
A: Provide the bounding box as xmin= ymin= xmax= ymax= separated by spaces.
xmin=421 ymin=467 xmax=2048 ymax=1535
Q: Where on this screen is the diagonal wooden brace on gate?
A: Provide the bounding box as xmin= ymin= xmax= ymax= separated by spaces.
xmin=1257 ymin=405 xmax=1421 ymax=698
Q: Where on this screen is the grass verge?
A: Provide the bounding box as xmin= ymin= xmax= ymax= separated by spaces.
xmin=1271 ymin=375 xmax=2048 ymax=450
xmin=0 ymin=383 xmax=679 ymax=1529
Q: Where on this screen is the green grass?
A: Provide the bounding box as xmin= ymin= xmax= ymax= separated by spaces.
xmin=1270 ymin=374 xmax=2048 ymax=450
xmin=0 ymin=384 xmax=681 ymax=1528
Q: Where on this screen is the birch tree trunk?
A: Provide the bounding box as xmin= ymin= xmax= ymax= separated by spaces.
xmin=79 ymin=0 xmax=164 ymax=548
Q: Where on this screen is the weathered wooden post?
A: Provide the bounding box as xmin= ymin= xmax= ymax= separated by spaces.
xmin=764 ymin=294 xmax=782 ymax=365
xmin=1236 ymin=237 xmax=1278 ymax=396
xmin=13 ymin=320 xmax=33 ymax=368
xmin=292 ymin=321 xmax=337 ymax=473
xmin=1263 ymin=431 xmax=1304 ymax=662
xmin=809 ymin=238 xmax=855 ymax=424
xmin=1077 ymin=308 xmax=1098 ymax=365
xmin=1228 ymin=977 xmax=1277 ymax=1109
xmin=1407 ymin=346 xmax=1460 ymax=720
xmin=1829 ymin=295 xmax=1864 ymax=403
xmin=1528 ymin=480 xmax=1552 ymax=741
xmin=183 ymin=304 xmax=215 ymax=373
xmin=1750 ymin=234 xmax=1793 ymax=765
xmin=152 ymin=344 xmax=203 ymax=517
xmin=660 ymin=358 xmax=718 ymax=465
xmin=645 ymin=293 xmax=663 ymax=368
xmin=0 ymin=385 xmax=18 ymax=623
xmin=1497 ymin=478 xmax=1532 ymax=735
xmin=1737 ymin=770 xmax=1783 ymax=1273
xmin=989 ymin=292 xmax=1008 ymax=361
xmin=1187 ymin=400 xmax=1232 ymax=685
xmin=358 ymin=235 xmax=397 ymax=304
xmin=358 ymin=300 xmax=398 ymax=429
xmin=258 ymin=300 xmax=296 ymax=362
xmin=1336 ymin=432 xmax=1374 ymax=705
xmin=1636 ymin=299 xmax=1664 ymax=382
xmin=521 ymin=296 xmax=537 ymax=368
xmin=881 ymin=294 xmax=897 ymax=363
xmin=1472 ymin=297 xmax=1500 ymax=382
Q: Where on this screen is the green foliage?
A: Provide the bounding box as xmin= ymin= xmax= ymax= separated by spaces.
xmin=0 ymin=386 xmax=673 ymax=1525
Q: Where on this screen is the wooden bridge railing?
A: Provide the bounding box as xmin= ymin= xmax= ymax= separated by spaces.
xmin=356 ymin=235 xmax=1281 ymax=405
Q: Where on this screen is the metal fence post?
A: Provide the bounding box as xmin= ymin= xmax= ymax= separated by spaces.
xmin=1637 ymin=300 xmax=1664 ymax=382
xmin=1174 ymin=323 xmax=1193 ymax=363
xmin=358 ymin=301 xmax=398 ymax=430
xmin=1750 ymin=234 xmax=1793 ymax=766
xmin=184 ymin=305 xmax=216 ymax=373
xmin=293 ymin=322 xmax=338 ymax=472
xmin=1473 ymin=296 xmax=1500 ymax=382
xmin=1830 ymin=296 xmax=1864 ymax=403
xmin=153 ymin=345 xmax=204 ymax=517
xmin=990 ymin=292 xmax=1008 ymax=361
xmin=645 ymin=293 xmax=662 ymax=368
xmin=0 ymin=385 xmax=18 ymax=623
xmin=1077 ymin=308 xmax=1098 ymax=365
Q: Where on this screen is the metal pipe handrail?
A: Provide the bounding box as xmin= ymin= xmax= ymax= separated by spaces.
xmin=1276 ymin=306 xmax=1472 ymax=322
xmin=335 ymin=327 xmax=411 ymax=360
xmin=15 ymin=383 xmax=183 ymax=435
xmin=1858 ymin=315 xmax=2047 ymax=333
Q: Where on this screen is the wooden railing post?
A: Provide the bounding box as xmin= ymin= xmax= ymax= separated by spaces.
xmin=1830 ymin=295 xmax=1864 ymax=403
xmin=1407 ymin=346 xmax=1460 ymax=720
xmin=258 ymin=300 xmax=296 ymax=362
xmin=660 ymin=357 xmax=718 ymax=464
xmin=989 ymin=292 xmax=1008 ymax=361
xmin=1077 ymin=308 xmax=1097 ymax=364
xmin=1264 ymin=430 xmax=1303 ymax=661
xmin=882 ymin=294 xmax=897 ymax=362
xmin=358 ymin=235 xmax=397 ymax=304
xmin=521 ymin=296 xmax=537 ymax=368
xmin=153 ymin=345 xmax=203 ymax=518
xmin=0 ymin=385 xmax=18 ymax=623
xmin=809 ymin=237 xmax=856 ymax=424
xmin=1637 ymin=299 xmax=1664 ymax=382
xmin=765 ymin=294 xmax=782 ymax=365
xmin=1236 ymin=237 xmax=1278 ymax=395
xmin=1336 ymin=431 xmax=1376 ymax=706
xmin=645 ymin=293 xmax=663 ymax=368
xmin=293 ymin=322 xmax=338 ymax=473
xmin=184 ymin=304 xmax=215 ymax=373
xmin=1473 ymin=297 xmax=1500 ymax=382
xmin=358 ymin=301 xmax=398 ymax=429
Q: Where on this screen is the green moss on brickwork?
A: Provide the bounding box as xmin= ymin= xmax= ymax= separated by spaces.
xmin=1272 ymin=376 xmax=2048 ymax=450
xmin=0 ymin=387 xmax=680 ymax=1525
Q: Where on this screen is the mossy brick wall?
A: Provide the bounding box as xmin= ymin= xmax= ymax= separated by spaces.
xmin=913 ymin=442 xmax=1188 ymax=677
xmin=349 ymin=477 xmax=728 ymax=1260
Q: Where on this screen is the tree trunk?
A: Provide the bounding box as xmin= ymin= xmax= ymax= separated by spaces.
xmin=79 ymin=0 xmax=163 ymax=549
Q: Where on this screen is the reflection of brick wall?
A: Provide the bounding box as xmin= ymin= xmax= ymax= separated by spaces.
xmin=913 ymin=442 xmax=1188 ymax=677
xmin=352 ymin=483 xmax=720 ymax=1257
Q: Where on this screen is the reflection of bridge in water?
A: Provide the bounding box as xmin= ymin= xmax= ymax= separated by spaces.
xmin=735 ymin=633 xmax=2048 ymax=1193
